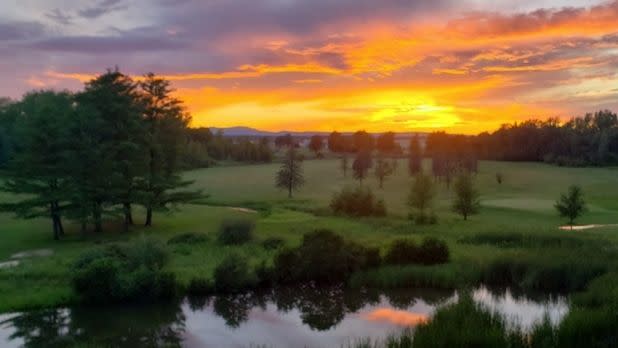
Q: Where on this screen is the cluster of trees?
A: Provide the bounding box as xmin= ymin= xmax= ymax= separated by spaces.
xmin=0 ymin=70 xmax=201 ymax=239
xmin=428 ymin=111 xmax=618 ymax=166
xmin=327 ymin=131 xmax=402 ymax=155
xmin=185 ymin=128 xmax=272 ymax=166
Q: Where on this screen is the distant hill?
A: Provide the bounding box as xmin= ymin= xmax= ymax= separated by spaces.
xmin=206 ymin=126 xmax=425 ymax=138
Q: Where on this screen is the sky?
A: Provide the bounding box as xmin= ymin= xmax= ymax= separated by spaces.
xmin=2 ymin=0 xmax=618 ymax=133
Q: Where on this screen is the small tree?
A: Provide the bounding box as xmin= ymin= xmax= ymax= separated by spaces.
xmin=555 ymin=185 xmax=586 ymax=226
xmin=276 ymin=147 xmax=304 ymax=198
xmin=352 ymin=150 xmax=372 ymax=185
xmin=496 ymin=172 xmax=503 ymax=184
xmin=407 ymin=172 xmax=435 ymax=224
xmin=452 ymin=172 xmax=480 ymax=220
xmin=374 ymin=155 xmax=394 ymax=189
xmin=408 ymin=134 xmax=422 ymax=176
xmin=308 ymin=135 xmax=324 ymax=158
xmin=341 ymin=154 xmax=349 ymax=177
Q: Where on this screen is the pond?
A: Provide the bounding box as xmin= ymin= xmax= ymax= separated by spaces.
xmin=0 ymin=285 xmax=568 ymax=348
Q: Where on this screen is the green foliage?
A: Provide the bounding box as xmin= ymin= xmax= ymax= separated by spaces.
xmin=71 ymin=238 xmax=175 ymax=303
xmin=384 ymin=238 xmax=449 ymax=266
xmin=217 ymin=218 xmax=255 ymax=245
xmin=213 ymin=253 xmax=257 ymax=293
xmin=272 ymin=229 xmax=381 ymax=284
xmin=275 ymin=146 xmax=304 ymax=198
xmin=167 ymin=232 xmax=209 ymax=245
xmin=186 ymin=277 xmax=213 ymax=295
xmin=452 ymin=172 xmax=480 ymax=220
xmin=407 ymin=172 xmax=436 ymax=224
xmin=330 ymin=186 xmax=387 ymax=217
xmin=412 ymin=295 xmax=525 ymax=348
xmin=261 ymin=237 xmax=285 ymax=250
xmin=555 ymin=185 xmax=586 ymax=225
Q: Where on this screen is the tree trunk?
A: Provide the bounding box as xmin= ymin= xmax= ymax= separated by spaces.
xmin=145 ymin=206 xmax=153 ymax=227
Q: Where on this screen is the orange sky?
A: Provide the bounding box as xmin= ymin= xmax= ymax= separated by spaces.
xmin=6 ymin=0 xmax=618 ymax=134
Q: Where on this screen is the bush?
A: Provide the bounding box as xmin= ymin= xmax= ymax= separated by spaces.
xmin=384 ymin=239 xmax=419 ymax=265
xmin=187 ymin=277 xmax=213 ymax=295
xmin=71 ymin=238 xmax=175 ymax=304
xmin=261 ymin=237 xmax=285 ymax=250
xmin=167 ymin=232 xmax=209 ymax=245
xmin=384 ymin=238 xmax=449 ymax=266
xmin=217 ymin=219 xmax=254 ymax=245
xmin=272 ymin=229 xmax=381 ymax=284
xmin=213 ymin=254 xmax=257 ymax=293
xmin=330 ymin=186 xmax=387 ymax=217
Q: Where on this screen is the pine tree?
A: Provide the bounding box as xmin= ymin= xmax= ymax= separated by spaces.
xmin=0 ymin=91 xmax=74 ymax=239
xmin=139 ymin=73 xmax=203 ymax=227
xmin=76 ymin=69 xmax=146 ymax=231
xmin=341 ymin=154 xmax=349 ymax=177
xmin=276 ymin=147 xmax=304 ymax=198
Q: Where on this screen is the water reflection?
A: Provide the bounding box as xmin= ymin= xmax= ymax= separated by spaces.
xmin=0 ymin=286 xmax=568 ymax=348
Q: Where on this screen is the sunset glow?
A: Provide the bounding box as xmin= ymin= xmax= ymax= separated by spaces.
xmin=4 ymin=0 xmax=618 ymax=133
xmin=363 ymin=308 xmax=429 ymax=326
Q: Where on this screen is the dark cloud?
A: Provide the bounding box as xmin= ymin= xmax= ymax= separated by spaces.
xmin=0 ymin=21 xmax=45 ymax=41
xmin=45 ymin=9 xmax=73 ymax=25
xmin=78 ymin=0 xmax=128 ymax=19
xmin=31 ymin=34 xmax=189 ymax=53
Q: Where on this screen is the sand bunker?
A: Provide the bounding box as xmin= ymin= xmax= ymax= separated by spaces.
xmin=559 ymin=224 xmax=618 ymax=230
xmin=229 ymin=207 xmax=258 ymax=214
xmin=0 ymin=260 xmax=20 ymax=269
xmin=11 ymin=248 xmax=54 ymax=259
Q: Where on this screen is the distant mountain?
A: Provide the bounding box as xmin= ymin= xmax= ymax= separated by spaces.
xmin=206 ymin=126 xmax=425 ymax=138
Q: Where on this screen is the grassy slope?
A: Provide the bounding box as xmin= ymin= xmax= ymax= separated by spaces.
xmin=1 ymin=159 xmax=617 ymax=312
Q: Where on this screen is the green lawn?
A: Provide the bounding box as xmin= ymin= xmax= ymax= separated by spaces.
xmin=1 ymin=159 xmax=618 ymax=313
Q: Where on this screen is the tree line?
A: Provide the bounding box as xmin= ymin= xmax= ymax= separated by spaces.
xmin=425 ymin=111 xmax=618 ymax=166
xmin=0 ymin=69 xmax=202 ymax=239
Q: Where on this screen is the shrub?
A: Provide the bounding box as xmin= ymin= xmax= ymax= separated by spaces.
xmin=71 ymin=238 xmax=175 ymax=304
xmin=213 ymin=254 xmax=257 ymax=292
xmin=261 ymin=237 xmax=285 ymax=250
xmin=384 ymin=239 xmax=419 ymax=265
xmin=272 ymin=229 xmax=381 ymax=284
xmin=167 ymin=232 xmax=209 ymax=245
xmin=418 ymin=238 xmax=449 ymax=265
xmin=187 ymin=277 xmax=213 ymax=295
xmin=218 ymin=219 xmax=254 ymax=245
xmin=384 ymin=238 xmax=449 ymax=266
xmin=330 ymin=186 xmax=387 ymax=217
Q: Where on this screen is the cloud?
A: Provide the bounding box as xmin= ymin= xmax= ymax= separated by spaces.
xmin=78 ymin=0 xmax=128 ymax=19
xmin=45 ymin=9 xmax=73 ymax=25
xmin=0 ymin=21 xmax=45 ymax=41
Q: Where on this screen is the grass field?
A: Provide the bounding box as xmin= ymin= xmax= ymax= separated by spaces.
xmin=1 ymin=159 xmax=618 ymax=313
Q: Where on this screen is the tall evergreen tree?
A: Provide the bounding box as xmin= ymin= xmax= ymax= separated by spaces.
xmin=276 ymin=146 xmax=304 ymax=198
xmin=0 ymin=91 xmax=74 ymax=240
xmin=341 ymin=154 xmax=349 ymax=177
xmin=76 ymin=69 xmax=145 ymax=231
xmin=139 ymin=73 xmax=202 ymax=227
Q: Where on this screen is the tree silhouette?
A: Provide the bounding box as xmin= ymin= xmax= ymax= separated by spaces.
xmin=276 ymin=147 xmax=304 ymax=198
xmin=352 ymin=150 xmax=372 ymax=185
